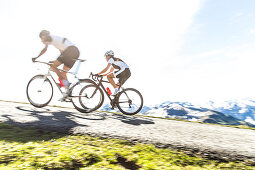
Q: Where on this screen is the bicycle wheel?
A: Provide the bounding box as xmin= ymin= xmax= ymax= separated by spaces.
xmin=116 ymin=88 xmax=143 ymax=115
xmin=70 ymin=79 xmax=103 ymax=113
xmin=26 ymin=75 xmax=53 ymax=108
xmin=79 ymin=84 xmax=104 ymax=113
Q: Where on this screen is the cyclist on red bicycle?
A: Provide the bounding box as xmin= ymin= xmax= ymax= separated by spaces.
xmin=97 ymin=50 xmax=131 ymax=95
xmin=32 ymin=30 xmax=80 ymax=100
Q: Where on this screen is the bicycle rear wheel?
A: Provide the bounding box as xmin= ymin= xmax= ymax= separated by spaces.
xmin=26 ymin=75 xmax=53 ymax=108
xmin=116 ymin=88 xmax=143 ymax=115
xmin=79 ymin=84 xmax=104 ymax=113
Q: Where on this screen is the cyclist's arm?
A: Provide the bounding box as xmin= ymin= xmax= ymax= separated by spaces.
xmin=98 ymin=63 xmax=111 ymax=75
xmin=34 ymin=45 xmax=48 ymax=60
xmin=102 ymin=66 xmax=114 ymax=76
xmin=110 ymin=66 xmax=114 ymax=72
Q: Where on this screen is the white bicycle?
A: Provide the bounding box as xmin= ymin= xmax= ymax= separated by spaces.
xmin=26 ymin=59 xmax=95 ymax=113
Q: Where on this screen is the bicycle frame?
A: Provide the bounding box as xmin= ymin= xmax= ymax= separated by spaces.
xmin=91 ymin=75 xmax=114 ymax=100
xmin=34 ymin=60 xmax=85 ymax=97
xmin=89 ymin=73 xmax=131 ymax=108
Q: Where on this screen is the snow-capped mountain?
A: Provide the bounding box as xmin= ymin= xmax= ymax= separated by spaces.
xmin=140 ymin=101 xmax=255 ymax=127
xmin=141 ymin=101 xmax=211 ymax=121
xmin=204 ymin=100 xmax=255 ymax=125
xmin=100 ymin=100 xmax=255 ymax=127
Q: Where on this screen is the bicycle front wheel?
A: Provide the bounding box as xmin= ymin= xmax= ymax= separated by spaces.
xmin=26 ymin=75 xmax=53 ymax=108
xmin=116 ymin=88 xmax=143 ymax=115
xmin=79 ymin=84 xmax=104 ymax=113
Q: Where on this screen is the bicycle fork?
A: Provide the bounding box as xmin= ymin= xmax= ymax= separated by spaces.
xmin=37 ymin=74 xmax=51 ymax=93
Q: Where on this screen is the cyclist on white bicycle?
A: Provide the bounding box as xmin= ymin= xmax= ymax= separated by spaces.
xmin=97 ymin=50 xmax=131 ymax=95
xmin=32 ymin=30 xmax=80 ymax=100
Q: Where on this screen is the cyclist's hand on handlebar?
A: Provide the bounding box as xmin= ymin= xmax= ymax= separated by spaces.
xmin=93 ymin=73 xmax=103 ymax=80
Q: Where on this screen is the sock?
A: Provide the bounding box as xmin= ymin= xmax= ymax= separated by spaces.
xmin=114 ymin=88 xmax=119 ymax=94
xmin=62 ymin=79 xmax=70 ymax=87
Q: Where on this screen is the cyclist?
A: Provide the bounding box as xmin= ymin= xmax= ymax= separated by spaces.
xmin=97 ymin=50 xmax=131 ymax=95
xmin=32 ymin=30 xmax=80 ymax=100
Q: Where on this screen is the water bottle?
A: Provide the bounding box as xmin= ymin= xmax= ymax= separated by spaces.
xmin=106 ymin=87 xmax=112 ymax=95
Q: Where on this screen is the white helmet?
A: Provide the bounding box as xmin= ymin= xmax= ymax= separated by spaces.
xmin=104 ymin=50 xmax=114 ymax=57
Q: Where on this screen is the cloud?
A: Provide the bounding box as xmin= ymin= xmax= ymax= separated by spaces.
xmin=249 ymin=29 xmax=255 ymax=35
xmin=168 ymin=42 xmax=255 ymax=103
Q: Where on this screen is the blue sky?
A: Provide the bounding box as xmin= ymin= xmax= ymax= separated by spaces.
xmin=1 ymin=0 xmax=255 ymax=106
xmin=182 ymin=0 xmax=255 ymax=55
xmin=165 ymin=0 xmax=255 ymax=104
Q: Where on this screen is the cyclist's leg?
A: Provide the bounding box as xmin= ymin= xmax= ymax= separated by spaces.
xmin=61 ymin=46 xmax=79 ymax=69
xmin=50 ymin=60 xmax=64 ymax=80
xmin=58 ymin=46 xmax=79 ymax=84
xmin=62 ymin=65 xmax=71 ymax=81
xmin=107 ymin=73 xmax=117 ymax=88
xmin=118 ymin=68 xmax=131 ymax=87
xmin=58 ymin=64 xmax=72 ymax=101
xmin=60 ymin=58 xmax=76 ymax=87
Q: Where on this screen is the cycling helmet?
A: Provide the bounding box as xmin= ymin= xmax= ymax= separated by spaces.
xmin=104 ymin=50 xmax=114 ymax=57
xmin=39 ymin=30 xmax=50 ymax=38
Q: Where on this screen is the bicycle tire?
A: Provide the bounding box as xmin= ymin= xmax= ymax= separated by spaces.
xmin=116 ymin=88 xmax=143 ymax=115
xmin=70 ymin=79 xmax=102 ymax=113
xmin=79 ymin=84 xmax=104 ymax=113
xmin=26 ymin=75 xmax=53 ymax=108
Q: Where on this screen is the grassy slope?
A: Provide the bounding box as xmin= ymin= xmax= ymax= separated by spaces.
xmin=0 ymin=123 xmax=254 ymax=170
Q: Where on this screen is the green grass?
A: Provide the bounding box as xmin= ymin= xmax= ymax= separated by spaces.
xmin=0 ymin=123 xmax=254 ymax=170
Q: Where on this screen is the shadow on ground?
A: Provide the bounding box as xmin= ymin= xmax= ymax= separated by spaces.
xmin=109 ymin=113 xmax=155 ymax=126
xmin=0 ymin=105 xmax=155 ymax=142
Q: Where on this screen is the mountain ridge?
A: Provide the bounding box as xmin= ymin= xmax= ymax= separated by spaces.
xmin=101 ymin=100 xmax=255 ymax=127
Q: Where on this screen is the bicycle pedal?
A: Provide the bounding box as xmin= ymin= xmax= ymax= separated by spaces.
xmin=58 ymin=98 xmax=65 ymax=102
xmin=111 ymin=103 xmax=117 ymax=109
xmin=65 ymin=99 xmax=71 ymax=102
xmin=58 ymin=97 xmax=71 ymax=102
xmin=65 ymin=96 xmax=72 ymax=102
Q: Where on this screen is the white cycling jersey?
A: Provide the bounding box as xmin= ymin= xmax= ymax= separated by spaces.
xmin=108 ymin=57 xmax=129 ymax=77
xmin=45 ymin=35 xmax=74 ymax=51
